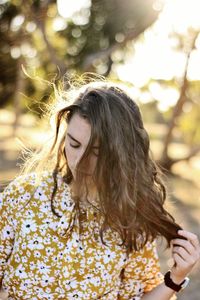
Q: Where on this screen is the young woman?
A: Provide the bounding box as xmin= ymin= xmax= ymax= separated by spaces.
xmin=0 ymin=80 xmax=199 ymax=300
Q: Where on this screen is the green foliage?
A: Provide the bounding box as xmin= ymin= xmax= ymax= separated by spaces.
xmin=0 ymin=0 xmax=160 ymax=112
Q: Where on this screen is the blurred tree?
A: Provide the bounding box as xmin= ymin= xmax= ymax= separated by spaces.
xmin=1 ymin=0 xmax=199 ymax=172
xmin=159 ymin=30 xmax=200 ymax=171
xmin=0 ymin=0 xmax=161 ymax=112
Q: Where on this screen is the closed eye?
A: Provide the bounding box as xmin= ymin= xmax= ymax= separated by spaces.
xmin=70 ymin=144 xmax=80 ymax=148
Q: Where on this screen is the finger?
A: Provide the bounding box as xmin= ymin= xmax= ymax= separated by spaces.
xmin=173 ymin=246 xmax=196 ymax=265
xmin=172 ymin=239 xmax=195 ymax=255
xmin=172 ymin=252 xmax=188 ymax=268
xmin=178 ymin=230 xmax=200 ymax=248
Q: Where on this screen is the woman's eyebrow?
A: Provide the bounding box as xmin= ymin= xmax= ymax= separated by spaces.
xmin=67 ymin=133 xmax=81 ymax=144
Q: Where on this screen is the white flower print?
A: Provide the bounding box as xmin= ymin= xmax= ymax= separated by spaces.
xmin=36 ymin=262 xmax=51 ymax=275
xmin=52 ymin=236 xmax=58 ymax=242
xmin=148 ymin=258 xmax=156 ymax=266
xmin=29 ymin=261 xmax=36 ymax=270
xmin=135 ymin=267 xmax=141 ymax=275
xmin=67 ymin=290 xmax=84 ymax=298
xmin=0 ymin=258 xmax=5 ymax=269
xmin=103 ymin=249 xmax=116 ymax=264
xmin=91 ymin=292 xmax=98 ymax=298
xmin=15 ymin=264 xmax=28 ymax=279
xmin=22 ymin=219 xmax=37 ymax=234
xmin=80 ymin=280 xmax=88 ymax=291
xmin=34 ymin=187 xmax=48 ymax=201
xmin=58 ymin=251 xmax=64 ymax=259
xmin=101 ymin=271 xmax=111 ymax=281
xmin=41 ymin=274 xmax=55 ymax=287
xmin=91 ymin=276 xmax=101 ymax=287
xmin=27 ymin=237 xmax=44 ymax=250
xmin=40 ymin=227 xmax=47 ymax=236
xmin=79 ymin=268 xmax=85 ymax=275
xmin=96 ymin=261 xmax=103 ymax=270
xmin=20 ymin=278 xmax=32 ymax=291
xmin=1 ymin=225 xmax=14 ymax=240
xmin=48 ymin=221 xmax=58 ymax=230
xmin=142 ymin=257 xmax=147 ymax=264
xmin=21 ymin=242 xmax=27 ymax=250
xmin=45 ymin=287 xmax=52 ymax=294
xmin=44 ymin=236 xmax=51 ymax=244
xmin=61 ymin=266 xmax=70 ymax=278
xmin=87 ymin=256 xmax=94 ymax=265
xmin=45 ymin=247 xmax=54 ymax=256
xmin=18 ymin=186 xmax=25 ymax=194
xmin=135 ymin=281 xmax=145 ymax=295
xmin=26 ymin=209 xmax=35 ymax=217
xmin=69 ymin=279 xmax=78 ymax=289
xmin=37 ymin=289 xmax=54 ymax=300
xmin=38 ymin=212 xmax=44 ymax=218
xmin=14 ymin=253 xmax=21 ymax=263
xmin=33 ymin=250 xmax=41 ymax=258
xmin=23 ymin=192 xmax=31 ymax=201
xmin=40 ymin=202 xmax=51 ymax=213
xmin=21 ymin=256 xmax=28 ymax=263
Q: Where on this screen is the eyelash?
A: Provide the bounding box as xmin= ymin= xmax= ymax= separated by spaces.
xmin=70 ymin=144 xmax=99 ymax=156
xmin=70 ymin=144 xmax=80 ymax=148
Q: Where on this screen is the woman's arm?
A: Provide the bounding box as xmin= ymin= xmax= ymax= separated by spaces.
xmin=142 ymin=230 xmax=200 ymax=300
xmin=141 ymin=281 xmax=176 ymax=300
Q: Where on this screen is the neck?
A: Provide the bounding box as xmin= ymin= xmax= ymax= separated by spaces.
xmin=69 ymin=179 xmax=98 ymax=203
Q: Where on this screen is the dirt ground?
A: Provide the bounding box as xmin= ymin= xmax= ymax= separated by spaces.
xmin=0 ymin=110 xmax=200 ymax=299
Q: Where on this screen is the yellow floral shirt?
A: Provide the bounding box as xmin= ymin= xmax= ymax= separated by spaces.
xmin=0 ymin=171 xmax=164 ymax=300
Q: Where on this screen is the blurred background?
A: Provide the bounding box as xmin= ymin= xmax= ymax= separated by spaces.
xmin=0 ymin=0 xmax=199 ymax=299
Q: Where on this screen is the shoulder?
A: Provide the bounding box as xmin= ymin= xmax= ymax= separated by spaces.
xmin=2 ymin=171 xmax=55 ymax=193
xmin=0 ymin=171 xmax=55 ymax=211
xmin=128 ymin=238 xmax=159 ymax=261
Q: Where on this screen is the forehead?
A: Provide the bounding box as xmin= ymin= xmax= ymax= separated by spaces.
xmin=67 ymin=113 xmax=91 ymax=145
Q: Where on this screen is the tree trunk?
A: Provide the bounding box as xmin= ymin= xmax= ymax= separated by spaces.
xmin=159 ymin=32 xmax=199 ymax=171
xmin=13 ymin=57 xmax=25 ymax=137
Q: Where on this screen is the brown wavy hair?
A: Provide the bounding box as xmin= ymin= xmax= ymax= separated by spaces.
xmin=20 ymin=78 xmax=183 ymax=252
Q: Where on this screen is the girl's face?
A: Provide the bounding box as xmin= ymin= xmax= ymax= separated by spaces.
xmin=64 ymin=113 xmax=99 ymax=180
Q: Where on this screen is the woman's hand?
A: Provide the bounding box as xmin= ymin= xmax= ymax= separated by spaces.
xmin=170 ymin=230 xmax=200 ymax=283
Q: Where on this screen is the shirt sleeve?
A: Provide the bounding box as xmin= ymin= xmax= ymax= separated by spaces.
xmin=0 ymin=173 xmax=37 ymax=286
xmin=0 ymin=179 xmax=17 ymax=285
xmin=118 ymin=239 xmax=176 ymax=299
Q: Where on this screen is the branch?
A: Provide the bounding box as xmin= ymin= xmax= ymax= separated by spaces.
xmin=158 ymin=145 xmax=200 ymax=172
xmin=161 ymin=31 xmax=200 ymax=162
xmin=82 ymin=9 xmax=159 ymax=71
xmin=172 ymin=145 xmax=200 ymax=164
xmin=22 ymin=0 xmax=67 ymax=76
